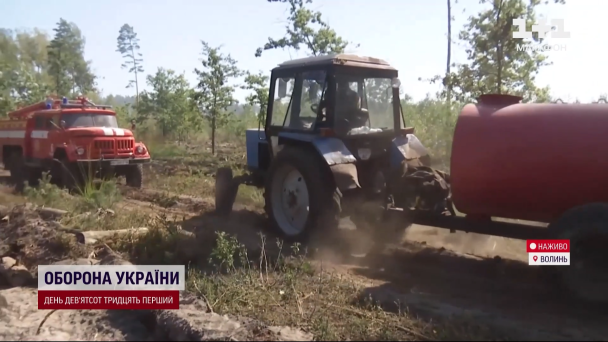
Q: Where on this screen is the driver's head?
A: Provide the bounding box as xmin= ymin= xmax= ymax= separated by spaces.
xmin=336 ymin=80 xmax=360 ymax=109
xmin=337 ymin=79 xmax=349 ymax=93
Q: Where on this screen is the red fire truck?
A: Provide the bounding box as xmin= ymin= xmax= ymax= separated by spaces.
xmin=0 ymin=96 xmax=150 ymax=190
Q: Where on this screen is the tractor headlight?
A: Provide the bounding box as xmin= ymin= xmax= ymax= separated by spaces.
xmin=358 ymin=148 xmax=371 ymax=161
xmin=136 ymin=145 xmax=144 ymax=154
xmin=76 ymin=147 xmax=85 ymax=156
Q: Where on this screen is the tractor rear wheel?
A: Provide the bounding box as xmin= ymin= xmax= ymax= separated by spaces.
xmin=264 ymin=146 xmax=341 ymax=242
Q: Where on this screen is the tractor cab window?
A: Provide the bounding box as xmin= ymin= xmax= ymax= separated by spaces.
xmin=285 ymin=71 xmax=327 ymax=131
xmin=271 ymin=77 xmax=295 ymax=127
xmin=60 ymin=113 xmax=119 ymax=128
xmin=293 ymin=71 xmax=327 ymax=130
xmin=334 ymin=76 xmax=396 ymax=135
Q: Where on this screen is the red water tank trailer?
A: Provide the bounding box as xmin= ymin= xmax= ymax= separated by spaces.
xmin=450 ymin=94 xmax=608 ymax=223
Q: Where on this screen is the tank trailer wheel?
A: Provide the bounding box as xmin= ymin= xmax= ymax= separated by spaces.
xmin=125 ymin=164 xmax=144 ymax=189
xmin=264 ymin=147 xmax=341 ymax=242
xmin=215 ymin=167 xmax=239 ymax=216
xmin=548 ymin=203 xmax=608 ymax=303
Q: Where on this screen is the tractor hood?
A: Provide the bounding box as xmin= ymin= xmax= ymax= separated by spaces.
xmin=66 ymin=127 xmax=134 ymax=138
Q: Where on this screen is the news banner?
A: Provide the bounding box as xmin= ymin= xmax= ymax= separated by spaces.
xmin=38 ymin=265 xmax=185 ymax=310
xmin=527 ymin=239 xmax=570 ymax=265
xmin=36 ymin=241 xmax=567 ymax=309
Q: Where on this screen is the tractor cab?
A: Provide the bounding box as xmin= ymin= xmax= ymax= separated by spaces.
xmin=244 ymin=54 xmax=425 ymax=179
xmin=243 ymin=54 xmax=430 ymax=182
xmin=265 ymin=54 xmax=406 ymax=146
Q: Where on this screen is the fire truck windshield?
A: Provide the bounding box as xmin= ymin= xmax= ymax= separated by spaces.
xmin=60 ymin=113 xmax=119 ymax=128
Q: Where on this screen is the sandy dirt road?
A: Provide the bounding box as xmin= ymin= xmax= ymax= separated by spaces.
xmin=2 ymin=166 xmax=606 ymax=341
xmin=118 ymin=186 xmax=608 ymax=341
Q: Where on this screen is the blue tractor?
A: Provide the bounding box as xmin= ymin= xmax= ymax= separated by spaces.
xmin=215 ymin=54 xmax=450 ymax=244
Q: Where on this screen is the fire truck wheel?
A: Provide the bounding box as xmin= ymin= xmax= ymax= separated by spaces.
xmin=26 ymin=168 xmax=43 ymax=187
xmin=125 ymin=164 xmax=143 ymax=188
xmin=8 ymin=153 xmax=25 ymax=192
xmin=60 ymin=159 xmax=81 ymax=191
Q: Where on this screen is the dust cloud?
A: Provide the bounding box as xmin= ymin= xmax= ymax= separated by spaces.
xmin=401 ymin=224 xmax=528 ymax=262
xmin=312 ymin=219 xmax=528 ymax=265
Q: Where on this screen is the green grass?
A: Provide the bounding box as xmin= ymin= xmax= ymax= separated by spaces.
xmin=24 ymin=171 xmax=122 ymax=213
xmin=147 ymin=141 xmax=190 ymax=159
xmin=142 ymin=141 xmax=263 ymax=207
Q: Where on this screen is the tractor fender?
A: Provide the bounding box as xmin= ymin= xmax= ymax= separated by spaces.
xmin=390 ymin=134 xmax=430 ymax=168
xmin=277 ymin=132 xmax=360 ymax=191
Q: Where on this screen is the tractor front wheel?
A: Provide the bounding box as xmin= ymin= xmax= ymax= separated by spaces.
xmin=215 ymin=167 xmax=238 ymax=216
xmin=264 ymin=146 xmax=341 ymax=242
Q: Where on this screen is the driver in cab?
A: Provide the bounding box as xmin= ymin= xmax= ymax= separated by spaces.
xmin=335 ymin=79 xmax=368 ymax=133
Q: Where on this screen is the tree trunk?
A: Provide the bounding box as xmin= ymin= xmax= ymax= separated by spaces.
xmin=211 ymin=97 xmax=218 ymax=156
xmin=131 ymin=44 xmax=140 ymax=107
xmin=134 ymin=72 xmax=139 ymax=106
xmin=446 ymin=0 xmax=452 ymax=105
xmin=211 ymin=114 xmax=216 ymax=155
xmin=55 ymin=49 xmax=62 ymax=94
xmin=495 ymin=0 xmax=504 ymax=94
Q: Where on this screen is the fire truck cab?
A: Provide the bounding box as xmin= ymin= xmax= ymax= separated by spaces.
xmin=0 ymin=96 xmax=150 ymax=190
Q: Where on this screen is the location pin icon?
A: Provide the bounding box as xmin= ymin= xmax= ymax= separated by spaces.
xmin=533 ymin=256 xmax=538 ymax=262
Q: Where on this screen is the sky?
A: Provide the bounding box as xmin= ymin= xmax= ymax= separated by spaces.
xmin=2 ymin=0 xmax=607 ymax=103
